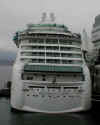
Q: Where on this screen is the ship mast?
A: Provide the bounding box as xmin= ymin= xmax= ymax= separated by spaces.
xmin=82 ymin=29 xmax=89 ymax=52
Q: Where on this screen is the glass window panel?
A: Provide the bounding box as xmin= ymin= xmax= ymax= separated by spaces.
xmin=46 ymin=53 xmax=60 ymax=57
xmin=46 ymin=39 xmax=58 ymax=44
xmin=46 ymin=59 xmax=60 ymax=64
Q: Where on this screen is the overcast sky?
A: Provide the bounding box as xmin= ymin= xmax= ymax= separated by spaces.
xmin=0 ymin=0 xmax=100 ymax=52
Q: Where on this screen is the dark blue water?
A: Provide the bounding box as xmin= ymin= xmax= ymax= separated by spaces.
xmin=0 ymin=98 xmax=99 ymax=125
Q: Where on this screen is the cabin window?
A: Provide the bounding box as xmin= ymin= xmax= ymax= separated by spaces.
xmin=82 ymin=75 xmax=85 ymax=81
xmin=42 ymin=75 xmax=46 ymax=81
xmin=46 ymin=53 xmax=60 ymax=57
xmin=29 ymin=38 xmax=44 ymax=44
xmin=46 ymin=46 xmax=59 ymax=50
xmin=27 ymin=76 xmax=33 ymax=80
xmin=46 ymin=39 xmax=58 ymax=44
xmin=46 ymin=59 xmax=60 ymax=64
xmin=21 ymin=73 xmax=33 ymax=80
xmin=96 ymin=69 xmax=99 ymax=75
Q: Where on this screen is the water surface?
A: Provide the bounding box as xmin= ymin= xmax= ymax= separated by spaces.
xmin=0 ymin=98 xmax=99 ymax=125
xmin=0 ymin=65 xmax=12 ymax=89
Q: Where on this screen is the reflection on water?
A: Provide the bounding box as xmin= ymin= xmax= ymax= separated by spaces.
xmin=0 ymin=98 xmax=99 ymax=125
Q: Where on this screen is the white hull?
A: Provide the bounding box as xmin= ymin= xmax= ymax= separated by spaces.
xmin=11 ymin=64 xmax=91 ymax=113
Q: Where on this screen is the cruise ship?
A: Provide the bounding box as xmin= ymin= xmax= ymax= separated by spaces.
xmin=91 ymin=14 xmax=100 ymax=93
xmin=92 ymin=15 xmax=100 ymax=51
xmin=11 ymin=13 xmax=91 ymax=113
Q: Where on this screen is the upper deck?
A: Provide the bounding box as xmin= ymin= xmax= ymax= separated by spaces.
xmin=13 ymin=14 xmax=83 ymax=67
xmin=13 ymin=21 xmax=81 ymax=47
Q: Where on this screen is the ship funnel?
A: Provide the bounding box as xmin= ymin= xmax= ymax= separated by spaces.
xmin=40 ymin=12 xmax=55 ymax=24
xmin=50 ymin=13 xmax=55 ymax=22
xmin=41 ymin=12 xmax=47 ymax=23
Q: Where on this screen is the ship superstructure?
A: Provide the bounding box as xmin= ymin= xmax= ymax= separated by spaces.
xmin=11 ymin=13 xmax=91 ymax=113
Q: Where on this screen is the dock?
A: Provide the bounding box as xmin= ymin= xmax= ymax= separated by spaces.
xmin=0 ymin=88 xmax=10 ymax=97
